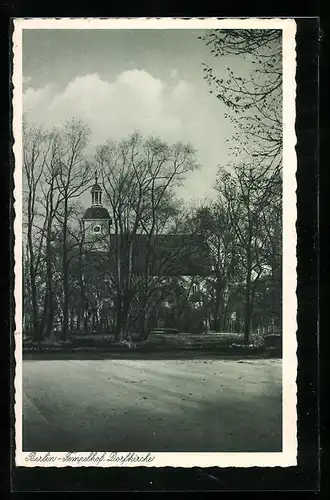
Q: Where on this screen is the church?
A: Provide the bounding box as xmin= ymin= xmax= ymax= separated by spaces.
xmin=81 ymin=174 xmax=211 ymax=276
xmin=77 ymin=175 xmax=212 ymax=334
xmin=82 ymin=174 xmax=112 ymax=252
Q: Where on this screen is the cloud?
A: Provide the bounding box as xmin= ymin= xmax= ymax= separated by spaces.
xmin=24 ymin=84 xmax=55 ymax=114
xmin=23 ymin=70 xmax=192 ymax=143
xmin=23 ymin=70 xmax=231 ymax=200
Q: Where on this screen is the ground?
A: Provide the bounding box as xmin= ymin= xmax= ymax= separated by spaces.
xmin=22 ymin=357 xmax=282 ymax=452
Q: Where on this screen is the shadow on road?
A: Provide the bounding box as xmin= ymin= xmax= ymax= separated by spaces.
xmin=23 ymin=350 xmax=274 ymax=362
xmin=23 ymin=395 xmax=282 ymax=453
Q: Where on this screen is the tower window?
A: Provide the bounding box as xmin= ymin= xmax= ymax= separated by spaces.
xmin=92 ymin=192 xmax=102 ymax=205
xmin=93 ymin=225 xmax=101 ymax=233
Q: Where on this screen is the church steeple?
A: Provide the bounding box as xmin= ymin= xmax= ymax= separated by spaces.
xmin=82 ymin=171 xmax=111 ymax=252
xmin=91 ymin=171 xmax=102 ymax=206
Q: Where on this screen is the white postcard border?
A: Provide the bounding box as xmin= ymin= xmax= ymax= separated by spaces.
xmin=13 ymin=17 xmax=297 ymax=468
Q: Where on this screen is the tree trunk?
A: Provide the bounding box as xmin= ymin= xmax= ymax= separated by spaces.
xmin=30 ymin=274 xmax=41 ymax=342
xmin=114 ymin=295 xmax=123 ymax=341
xmin=213 ymin=280 xmax=224 ymax=332
xmin=27 ymin=235 xmax=41 ymax=342
xmin=84 ymin=310 xmax=88 ymax=334
xmin=62 ymin=292 xmax=69 ymax=340
xmin=61 ymin=199 xmax=70 ymax=341
xmin=138 ymin=307 xmax=150 ymax=340
xmin=70 ymin=309 xmax=74 ymax=331
xmin=120 ymin=296 xmax=131 ymax=340
xmin=243 ymin=255 xmax=253 ymax=345
xmin=42 ymin=233 xmax=55 ymax=339
xmin=213 ymin=298 xmax=222 ymax=331
xmin=43 ymin=292 xmax=55 ymax=341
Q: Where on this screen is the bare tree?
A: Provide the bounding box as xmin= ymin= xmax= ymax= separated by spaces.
xmin=51 ymin=119 xmax=92 ymax=340
xmin=215 ymin=161 xmax=281 ymax=343
xmin=199 ymin=29 xmax=282 ymax=169
xmin=189 ymin=202 xmax=241 ymax=331
xmin=198 ymin=30 xmax=283 ymax=341
xmin=38 ymin=145 xmax=61 ymax=341
xmin=23 ymin=119 xmax=92 ymax=342
xmin=23 ymin=123 xmax=54 ymax=341
xmin=95 ymin=132 xmax=199 ymax=340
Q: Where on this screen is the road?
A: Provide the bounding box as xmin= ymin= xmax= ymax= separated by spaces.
xmin=22 ymin=358 xmax=282 ymax=452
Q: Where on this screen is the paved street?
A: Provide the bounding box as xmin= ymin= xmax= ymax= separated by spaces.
xmin=23 ymin=358 xmax=282 ymax=452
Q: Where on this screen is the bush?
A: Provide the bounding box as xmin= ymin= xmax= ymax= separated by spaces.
xmin=250 ymin=330 xmax=267 ymax=348
xmin=264 ymin=334 xmax=282 ymax=349
xmin=137 ymin=334 xmax=184 ymax=351
xmin=112 ymin=340 xmax=137 ymax=349
xmin=229 ymin=343 xmax=263 ymax=354
xmin=264 ymin=334 xmax=282 ymax=357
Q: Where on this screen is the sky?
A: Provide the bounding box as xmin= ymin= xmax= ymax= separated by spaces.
xmin=22 ymin=29 xmax=247 ymax=204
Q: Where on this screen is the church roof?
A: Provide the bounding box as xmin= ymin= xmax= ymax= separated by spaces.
xmin=91 ymin=183 xmax=102 ymax=192
xmin=82 ymin=206 xmax=111 ymax=220
xmin=81 ymin=233 xmax=212 ymax=276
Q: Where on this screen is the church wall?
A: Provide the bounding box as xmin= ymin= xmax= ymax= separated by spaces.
xmin=82 ymin=219 xmax=111 ymax=252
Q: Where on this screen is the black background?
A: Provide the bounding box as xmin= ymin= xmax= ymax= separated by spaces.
xmin=1 ymin=6 xmax=323 ymax=494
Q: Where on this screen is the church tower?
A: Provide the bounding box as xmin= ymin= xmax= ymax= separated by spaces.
xmin=82 ymin=173 xmax=112 ymax=252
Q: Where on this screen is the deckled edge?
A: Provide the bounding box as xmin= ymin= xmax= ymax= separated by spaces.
xmin=13 ymin=17 xmax=297 ymax=469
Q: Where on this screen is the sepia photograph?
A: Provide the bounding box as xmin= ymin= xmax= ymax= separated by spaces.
xmin=13 ymin=18 xmax=297 ymax=468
